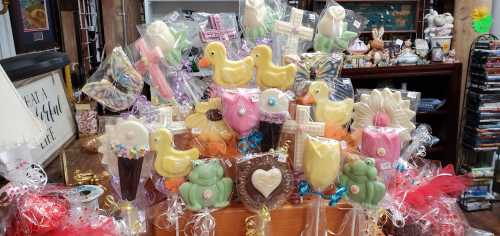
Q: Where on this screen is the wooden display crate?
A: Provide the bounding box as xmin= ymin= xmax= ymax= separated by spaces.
xmin=152 ymin=202 xmax=353 ymax=236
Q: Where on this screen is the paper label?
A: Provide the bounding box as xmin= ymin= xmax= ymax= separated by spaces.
xmin=395 ymin=39 xmax=404 ymax=47
xmin=251 ymin=95 xmax=259 ymax=103
xmin=353 ymin=20 xmax=361 ymax=29
xmin=224 ymin=159 xmax=233 ymax=168
xmin=75 ymin=103 xmax=92 ymax=111
xmin=191 ymin=128 xmax=201 ymax=135
xmin=277 ymin=153 xmax=287 ymax=163
xmin=381 ymin=162 xmax=391 ymax=170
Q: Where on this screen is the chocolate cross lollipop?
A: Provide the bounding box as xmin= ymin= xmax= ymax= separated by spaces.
xmin=273 ymin=7 xmax=315 ymax=57
xmin=282 ymin=105 xmax=325 ymax=171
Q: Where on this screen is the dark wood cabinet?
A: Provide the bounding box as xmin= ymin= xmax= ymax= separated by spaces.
xmin=341 ymin=63 xmax=463 ymax=165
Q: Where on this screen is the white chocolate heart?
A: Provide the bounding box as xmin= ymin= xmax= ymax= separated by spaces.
xmin=251 ymin=168 xmax=282 ymax=198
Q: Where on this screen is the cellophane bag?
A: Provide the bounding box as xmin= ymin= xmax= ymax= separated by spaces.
xmin=180 ymin=159 xmax=234 ymax=236
xmin=271 ymin=6 xmax=318 ymax=63
xmin=137 ymin=11 xmax=208 ymax=107
xmin=82 ymin=47 xmax=144 ymax=112
xmin=239 ymin=0 xmax=286 ymax=46
xmin=314 ymin=0 xmax=366 ymax=53
xmin=192 ymin=12 xmax=242 ymax=60
xmin=185 ymin=97 xmax=240 ymax=159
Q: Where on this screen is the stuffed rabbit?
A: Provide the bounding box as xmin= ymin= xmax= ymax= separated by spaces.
xmin=368 ymin=27 xmax=385 ymax=66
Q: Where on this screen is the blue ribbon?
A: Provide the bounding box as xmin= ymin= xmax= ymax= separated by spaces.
xmin=238 ymin=131 xmax=263 ymax=154
xmin=297 ymin=180 xmax=347 ymax=206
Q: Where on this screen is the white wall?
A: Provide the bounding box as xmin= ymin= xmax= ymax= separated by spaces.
xmin=492 ymin=1 xmax=500 ymax=36
xmin=0 ymin=11 xmax=16 ymax=59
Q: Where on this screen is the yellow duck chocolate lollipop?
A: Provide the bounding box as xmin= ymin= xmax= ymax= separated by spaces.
xmin=303 ymin=136 xmax=341 ymax=191
xmin=251 ymin=45 xmax=297 ymax=90
xmin=198 ymin=42 xmax=254 ymax=88
xmin=150 ymin=128 xmax=200 ymax=179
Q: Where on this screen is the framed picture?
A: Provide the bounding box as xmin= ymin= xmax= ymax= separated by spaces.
xmin=8 ymin=0 xmax=61 ymax=53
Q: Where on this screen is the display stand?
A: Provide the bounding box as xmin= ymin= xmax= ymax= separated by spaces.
xmin=151 ymin=202 xmax=353 ymax=236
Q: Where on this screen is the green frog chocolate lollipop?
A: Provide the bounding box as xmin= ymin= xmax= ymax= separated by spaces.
xmin=339 ymin=158 xmax=386 ymax=207
xmin=180 ymin=159 xmax=233 ymax=211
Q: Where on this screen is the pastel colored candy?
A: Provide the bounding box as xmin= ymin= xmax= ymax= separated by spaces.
xmin=303 ymin=136 xmax=340 ymax=191
xmin=222 ymin=89 xmax=260 ymax=137
xmin=250 ymin=45 xmax=297 ymax=90
xmin=179 ymin=160 xmax=233 ymax=211
xmin=339 ymin=158 xmax=386 ymax=207
xmin=361 ymin=127 xmax=401 ymax=170
xmin=150 ymin=128 xmax=199 ymax=179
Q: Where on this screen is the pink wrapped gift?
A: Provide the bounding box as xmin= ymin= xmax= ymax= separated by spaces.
xmin=361 ymin=127 xmax=401 ymax=170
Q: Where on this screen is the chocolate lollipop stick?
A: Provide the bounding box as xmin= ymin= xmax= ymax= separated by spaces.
xmin=259 ymin=122 xmax=283 ymax=152
xmin=118 ymin=156 xmax=144 ymax=201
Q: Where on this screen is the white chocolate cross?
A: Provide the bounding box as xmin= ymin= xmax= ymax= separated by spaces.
xmin=283 ymin=105 xmax=325 ymax=171
xmin=273 ymin=7 xmax=315 ymax=56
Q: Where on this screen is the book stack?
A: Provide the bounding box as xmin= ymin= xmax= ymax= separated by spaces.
xmin=463 ymin=40 xmax=500 ymax=151
xmin=460 ymin=39 xmax=500 ymax=212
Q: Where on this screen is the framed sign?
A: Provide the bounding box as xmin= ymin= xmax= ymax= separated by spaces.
xmin=8 ymin=0 xmax=61 ymax=53
xmin=14 ymin=71 xmax=76 ymax=164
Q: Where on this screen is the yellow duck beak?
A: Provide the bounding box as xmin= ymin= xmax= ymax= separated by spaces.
xmin=300 ymin=92 xmax=316 ymax=105
xmin=198 ymin=56 xmax=211 ymax=68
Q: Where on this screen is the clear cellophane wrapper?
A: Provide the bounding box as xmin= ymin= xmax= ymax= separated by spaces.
xmin=6 ymin=185 xmax=119 ymax=236
xmin=313 ymin=0 xmax=366 ymax=53
xmin=236 ymin=150 xmax=293 ymax=235
xmin=360 ymin=126 xmax=407 ymax=183
xmin=185 ymin=97 xmax=240 ymax=159
xmin=180 ymin=159 xmax=234 ymax=236
xmin=192 ymin=12 xmax=242 ymax=60
xmin=238 ymin=0 xmax=286 ymax=46
xmin=271 ymin=6 xmax=318 ymax=63
xmin=137 ymin=11 xmax=207 ymax=107
xmin=221 ymin=88 xmax=262 ymax=154
xmin=82 ymin=47 xmax=144 ymax=112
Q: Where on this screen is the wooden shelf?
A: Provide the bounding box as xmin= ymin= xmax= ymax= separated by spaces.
xmin=417 ymin=109 xmax=448 ymax=118
xmin=152 ymin=201 xmax=353 ymax=236
xmin=341 ymin=63 xmax=463 ymax=166
xmin=341 ymin=63 xmax=461 ymax=80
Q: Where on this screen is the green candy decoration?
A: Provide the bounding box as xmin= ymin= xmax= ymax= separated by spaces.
xmin=166 ymin=29 xmax=191 ymax=66
xmin=314 ymin=24 xmax=358 ymax=53
xmin=180 ymin=159 xmax=233 ymax=211
xmin=314 ymin=5 xmax=359 ymax=53
xmin=339 ymin=158 xmax=386 ymax=207
xmin=472 ymin=15 xmax=493 ymax=34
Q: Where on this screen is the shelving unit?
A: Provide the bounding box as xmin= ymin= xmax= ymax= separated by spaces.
xmin=309 ymin=0 xmax=424 ymax=40
xmin=144 ymin=0 xmax=239 ymax=23
xmin=341 ymin=62 xmax=463 ymax=165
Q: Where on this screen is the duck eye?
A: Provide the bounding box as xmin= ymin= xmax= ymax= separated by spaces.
xmin=255 ymin=54 xmax=259 ymax=58
xmin=154 ymin=138 xmax=159 ymax=142
xmin=315 ymin=90 xmax=320 ymax=94
xmin=210 ymin=51 xmax=215 ymax=56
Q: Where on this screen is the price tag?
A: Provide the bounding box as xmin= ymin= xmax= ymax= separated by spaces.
xmin=251 ymin=95 xmax=259 ymax=102
xmin=224 ymin=159 xmax=233 ymax=168
xmin=277 ymin=153 xmax=287 ymax=163
xmin=353 ymin=20 xmax=361 ymax=29
xmin=191 ymin=128 xmax=201 ymax=135
xmin=381 ymin=162 xmax=391 ymax=170
xmin=395 ymin=39 xmax=404 ymax=47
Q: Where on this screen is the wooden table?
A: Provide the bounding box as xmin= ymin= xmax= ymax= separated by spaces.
xmin=151 ymin=201 xmax=353 ymax=236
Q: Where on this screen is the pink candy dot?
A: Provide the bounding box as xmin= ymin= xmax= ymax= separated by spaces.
xmin=373 ymin=112 xmax=391 ymax=127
